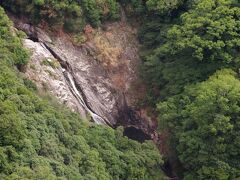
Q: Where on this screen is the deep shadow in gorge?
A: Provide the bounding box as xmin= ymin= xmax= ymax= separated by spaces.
xmin=123 ymin=126 xmax=151 ymax=143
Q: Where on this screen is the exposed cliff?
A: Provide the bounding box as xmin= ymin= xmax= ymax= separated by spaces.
xmin=9 ymin=12 xmax=157 ymax=140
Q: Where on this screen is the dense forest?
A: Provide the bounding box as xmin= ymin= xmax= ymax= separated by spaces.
xmin=139 ymin=0 xmax=240 ymax=179
xmin=0 ymin=0 xmax=240 ymax=179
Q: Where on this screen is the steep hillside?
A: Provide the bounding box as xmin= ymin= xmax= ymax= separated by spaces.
xmin=0 ymin=6 xmax=165 ymax=180
xmin=3 ymin=1 xmax=158 ymax=140
xmin=2 ymin=0 xmax=240 ymax=179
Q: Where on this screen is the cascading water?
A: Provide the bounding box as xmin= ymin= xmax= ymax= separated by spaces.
xmin=41 ymin=42 xmax=111 ymax=125
xmin=64 ymin=70 xmax=110 ymax=125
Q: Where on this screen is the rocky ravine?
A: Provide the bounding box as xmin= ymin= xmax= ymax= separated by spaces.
xmin=10 ymin=14 xmax=157 ymax=141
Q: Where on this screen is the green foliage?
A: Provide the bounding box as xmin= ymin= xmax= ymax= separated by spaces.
xmin=72 ymin=33 xmax=87 ymax=45
xmin=120 ymin=0 xmax=146 ymax=15
xmin=108 ymin=0 xmax=121 ymax=20
xmin=135 ymin=0 xmax=240 ymax=179
xmin=0 ymin=7 xmax=29 ymax=67
xmin=0 ymin=0 xmax=120 ymax=31
xmin=63 ymin=18 xmax=85 ymax=33
xmin=158 ymin=69 xmax=240 ymax=179
xmin=82 ymin=0 xmax=120 ymax=27
xmin=41 ymin=58 xmax=61 ymax=69
xmin=164 ymin=0 xmax=240 ymax=62
xmin=1 ymin=0 xmax=85 ymax=32
xmin=82 ymin=0 xmax=102 ymax=27
xmin=0 ymin=7 xmax=164 ymax=179
xmin=146 ymin=0 xmax=184 ymax=14
xmin=141 ymin=0 xmax=240 ymax=102
xmin=142 ymin=53 xmax=222 ymax=101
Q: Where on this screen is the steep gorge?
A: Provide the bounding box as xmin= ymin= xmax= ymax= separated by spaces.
xmin=9 ymin=11 xmax=157 ymax=142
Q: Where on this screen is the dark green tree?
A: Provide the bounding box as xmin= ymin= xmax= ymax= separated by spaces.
xmin=158 ymin=69 xmax=240 ymax=179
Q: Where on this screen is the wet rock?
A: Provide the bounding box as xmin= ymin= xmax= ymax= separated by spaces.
xmin=23 ymin=39 xmax=87 ymax=118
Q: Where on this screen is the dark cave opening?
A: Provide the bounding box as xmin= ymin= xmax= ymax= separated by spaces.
xmin=123 ymin=126 xmax=151 ymax=143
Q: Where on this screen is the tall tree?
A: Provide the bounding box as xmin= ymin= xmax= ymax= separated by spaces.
xmin=158 ymin=69 xmax=240 ymax=179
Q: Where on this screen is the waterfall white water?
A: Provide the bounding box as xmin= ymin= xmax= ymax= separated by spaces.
xmin=39 ymin=42 xmax=110 ymax=125
xmin=64 ymin=70 xmax=109 ymax=125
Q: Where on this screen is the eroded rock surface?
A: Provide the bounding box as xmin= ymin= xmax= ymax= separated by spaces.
xmin=23 ymin=39 xmax=87 ymax=118
xmin=11 ymin=14 xmax=156 ymax=137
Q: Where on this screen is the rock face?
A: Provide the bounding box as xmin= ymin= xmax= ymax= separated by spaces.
xmin=23 ymin=39 xmax=87 ymax=118
xmin=11 ymin=14 xmax=156 ymax=138
xmin=44 ymin=35 xmax=122 ymax=125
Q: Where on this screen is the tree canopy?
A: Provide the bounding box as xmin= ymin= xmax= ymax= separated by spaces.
xmin=1 ymin=0 xmax=120 ymax=32
xmin=141 ymin=0 xmax=240 ymax=101
xmin=146 ymin=0 xmax=184 ymax=14
xmin=135 ymin=0 xmax=240 ymax=179
xmin=164 ymin=0 xmax=240 ymax=62
xmin=158 ymin=69 xmax=240 ymax=179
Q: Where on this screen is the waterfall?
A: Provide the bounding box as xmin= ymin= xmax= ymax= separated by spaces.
xmin=41 ymin=42 xmax=111 ymax=125
xmin=64 ymin=70 xmax=109 ymax=125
